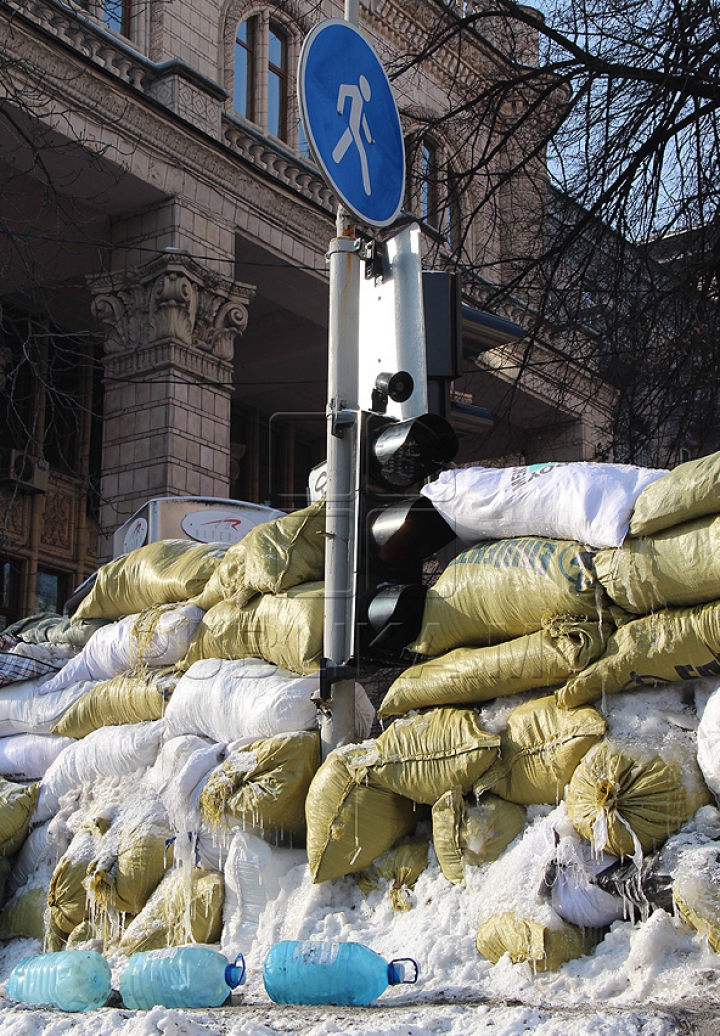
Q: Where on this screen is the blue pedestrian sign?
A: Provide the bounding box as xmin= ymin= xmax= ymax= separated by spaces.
xmin=298 ymin=20 xmax=405 ymax=228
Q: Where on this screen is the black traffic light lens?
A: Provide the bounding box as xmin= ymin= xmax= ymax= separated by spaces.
xmin=361 ymin=583 xmax=428 ymax=655
xmin=370 ymin=414 xmax=458 ymax=490
xmin=371 ymin=497 xmax=455 ymax=567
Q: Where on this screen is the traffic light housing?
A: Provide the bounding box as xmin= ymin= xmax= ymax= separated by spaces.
xmin=354 ymin=403 xmax=458 ymax=666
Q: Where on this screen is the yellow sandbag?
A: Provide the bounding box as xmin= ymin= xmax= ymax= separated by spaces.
xmin=72 ymin=540 xmax=226 ymax=621
xmin=432 ymin=789 xmax=526 ymax=884
xmin=357 ymin=840 xmax=429 ymax=911
xmin=630 ymin=449 xmax=720 ymax=537
xmin=476 ymin=912 xmax=594 ymax=971
xmin=474 ymin=696 xmax=606 ymax=805
xmin=0 ymin=780 xmax=39 ymax=856
xmin=49 ymin=832 xmax=96 ymax=935
xmin=410 ymin=538 xmax=609 ymax=657
xmin=380 ymin=619 xmax=606 ymax=717
xmin=350 ymin=709 xmax=499 ymax=805
xmin=181 ymin=581 xmax=324 ymax=675
xmin=199 ymin=731 xmax=321 ymax=841
xmin=193 ymin=501 xmax=326 ymax=611
xmin=305 ymin=747 xmax=417 ymax=883
xmin=566 ymin=740 xmax=711 ymax=859
xmin=596 ymin=515 xmax=720 ymax=615
xmin=118 ymin=867 xmax=224 ymax=956
xmin=52 ymin=666 xmax=177 ymax=739
xmin=86 ymin=813 xmax=174 ymax=917
xmin=557 ymin=602 xmax=720 ymax=709
xmin=0 ymin=886 xmax=47 ymax=942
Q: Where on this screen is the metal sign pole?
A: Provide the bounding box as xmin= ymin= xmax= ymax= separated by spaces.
xmin=319 ymin=207 xmax=360 ymax=758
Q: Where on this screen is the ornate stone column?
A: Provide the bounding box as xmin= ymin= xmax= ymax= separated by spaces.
xmin=88 ymin=251 xmax=255 ymax=559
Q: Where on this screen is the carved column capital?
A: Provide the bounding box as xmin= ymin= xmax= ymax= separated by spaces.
xmin=87 ymin=251 xmax=255 ymax=361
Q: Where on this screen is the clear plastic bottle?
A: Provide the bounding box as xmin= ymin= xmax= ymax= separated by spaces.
xmin=119 ymin=946 xmax=246 ymax=1009
xmin=5 ymin=950 xmax=112 ymax=1012
xmin=263 ymin=940 xmax=419 ymax=1006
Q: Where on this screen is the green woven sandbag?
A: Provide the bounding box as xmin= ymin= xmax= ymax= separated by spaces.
xmin=595 ymin=514 xmax=720 ymax=615
xmin=350 ymin=709 xmax=500 ymax=805
xmin=72 ymin=539 xmax=226 ymax=621
xmin=305 ymin=746 xmax=417 ymax=884
xmin=181 ymin=581 xmax=324 ymax=675
xmin=0 ymin=779 xmax=39 ymax=857
xmin=432 ymin=788 xmax=526 ymax=884
xmin=566 ymin=740 xmax=711 ymax=859
xmin=193 ymin=501 xmax=326 ymax=611
xmin=557 ymin=601 xmax=720 ymax=709
xmin=409 ymin=538 xmax=609 ymax=657
xmin=199 ymin=731 xmax=321 ymax=841
xmin=357 ymin=840 xmax=429 ymax=911
xmin=119 ymin=866 xmax=224 ymax=956
xmin=630 ymin=449 xmax=720 ymax=537
xmin=380 ymin=618 xmax=607 ymax=718
xmin=474 ymin=695 xmax=606 ymax=806
xmin=52 ymin=666 xmax=178 ymax=739
xmin=0 ymin=886 xmax=47 ymax=942
xmin=476 ymin=912 xmax=595 ymax=971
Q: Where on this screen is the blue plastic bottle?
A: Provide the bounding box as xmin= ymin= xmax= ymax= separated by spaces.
xmin=119 ymin=946 xmax=246 ymax=1009
xmin=263 ymin=940 xmax=419 ymax=1006
xmin=5 ymin=950 xmax=112 ymax=1012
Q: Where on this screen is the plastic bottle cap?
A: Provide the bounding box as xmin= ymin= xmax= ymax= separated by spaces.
xmin=225 ymin=954 xmax=246 ymax=989
xmin=388 ymin=958 xmax=419 ymax=985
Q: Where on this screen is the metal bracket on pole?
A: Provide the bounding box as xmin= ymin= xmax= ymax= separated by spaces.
xmin=330 ymin=401 xmax=356 ymax=439
xmin=314 ymin=657 xmax=359 ymax=707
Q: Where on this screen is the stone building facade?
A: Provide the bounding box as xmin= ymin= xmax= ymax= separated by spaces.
xmin=0 ymin=0 xmax=616 ymax=626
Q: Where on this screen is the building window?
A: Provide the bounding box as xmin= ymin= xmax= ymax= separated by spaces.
xmin=232 ymin=14 xmax=292 ymax=143
xmin=267 ymin=23 xmax=288 ymax=141
xmin=408 ymin=135 xmax=464 ymax=253
xmin=234 ymin=18 xmax=256 ymax=121
xmin=103 ymin=0 xmax=130 ymax=34
xmin=36 ymin=568 xmax=68 ymax=616
xmin=0 ymin=557 xmax=21 ymax=632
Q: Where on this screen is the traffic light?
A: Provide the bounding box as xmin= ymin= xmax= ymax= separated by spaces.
xmin=354 ymin=379 xmax=458 ymax=666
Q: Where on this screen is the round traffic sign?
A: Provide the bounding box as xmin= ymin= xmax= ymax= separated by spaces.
xmin=298 ymin=20 xmax=405 ymax=227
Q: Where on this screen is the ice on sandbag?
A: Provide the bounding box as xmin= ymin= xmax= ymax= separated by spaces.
xmin=199 ymin=730 xmax=321 ymax=842
xmin=357 ymin=840 xmax=429 ymax=911
xmin=697 ymin=680 xmax=720 ymax=800
xmin=119 ymin=865 xmax=224 ymax=955
xmin=422 ymin=462 xmax=665 ymax=549
xmin=222 ymin=830 xmax=305 ymax=954
xmin=432 ymin=789 xmax=526 ymax=884
xmin=537 ymin=830 xmax=625 ymax=928
xmin=40 ymin=604 xmax=204 ymax=692
xmin=36 ymin=720 xmax=164 ymax=821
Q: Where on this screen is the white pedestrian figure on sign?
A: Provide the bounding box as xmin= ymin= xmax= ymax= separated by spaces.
xmin=332 ymin=74 xmax=374 ymax=195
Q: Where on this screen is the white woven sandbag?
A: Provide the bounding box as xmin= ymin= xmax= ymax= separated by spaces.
xmin=151 ymin=734 xmax=229 ymax=836
xmin=697 ymin=683 xmax=720 ymax=800
xmin=6 ymin=820 xmax=52 ymax=898
xmin=0 ymin=678 xmax=94 ymax=736
xmin=39 ymin=604 xmax=204 ymax=694
xmin=164 ymin=658 xmax=319 ymax=742
xmin=222 ymin=830 xmax=306 ymax=955
xmin=422 ymin=462 xmax=667 ymax=549
xmin=0 ymin=733 xmax=75 ymax=781
xmin=544 ymin=836 xmax=625 ymax=929
xmin=36 ymin=720 xmax=164 ymax=822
